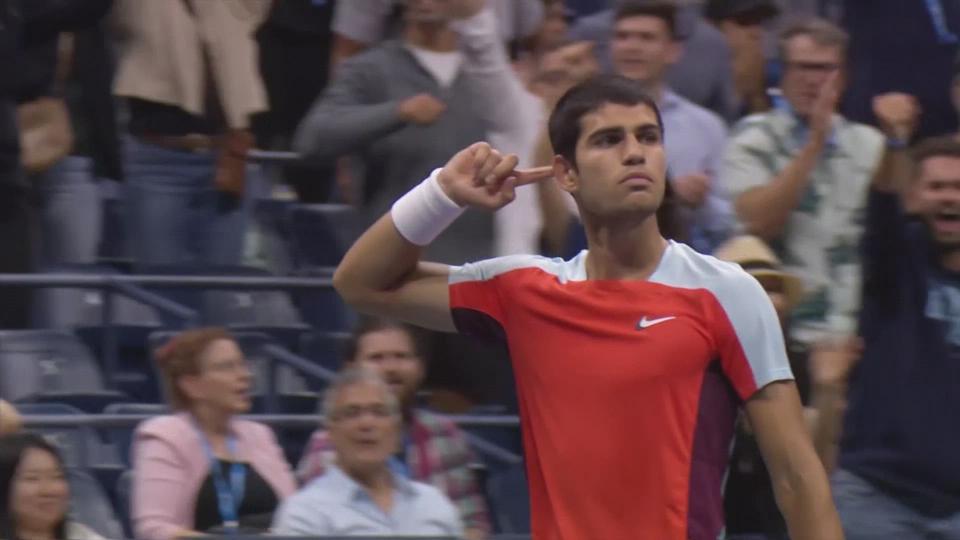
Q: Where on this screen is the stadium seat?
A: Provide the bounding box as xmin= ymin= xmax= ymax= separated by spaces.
xmin=486 ymin=463 xmax=531 ymax=534
xmin=102 ymin=403 xmax=170 ymax=466
xmin=143 ymin=264 xmax=312 ymax=349
xmin=15 ymin=403 xmax=123 ymax=472
xmin=31 ymin=264 xmax=163 ymax=330
xmin=300 ymin=330 xmax=351 ymax=375
xmin=149 ymin=331 xmax=318 ymax=414
xmin=0 ymin=330 xmax=128 ymax=412
xmin=115 ymin=469 xmax=134 ymax=538
xmin=292 ymin=267 xmax=352 ymax=332
xmin=68 ymin=468 xmax=125 ymax=540
xmin=287 ymin=203 xmax=357 ymax=269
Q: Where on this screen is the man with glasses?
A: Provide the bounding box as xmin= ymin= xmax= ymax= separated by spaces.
xmin=720 ymin=18 xmax=885 ymax=351
xmin=272 ymin=368 xmax=463 ymax=536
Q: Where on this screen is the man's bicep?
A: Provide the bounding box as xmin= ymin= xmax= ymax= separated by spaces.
xmin=374 ymin=263 xmax=457 ymax=333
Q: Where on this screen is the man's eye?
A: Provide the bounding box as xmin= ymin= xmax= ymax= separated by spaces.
xmin=596 ymin=133 xmax=622 ymax=146
xmin=639 ymin=131 xmax=661 ymax=144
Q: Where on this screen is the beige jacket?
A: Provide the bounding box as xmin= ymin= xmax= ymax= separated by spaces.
xmin=111 ymin=0 xmax=270 ymax=129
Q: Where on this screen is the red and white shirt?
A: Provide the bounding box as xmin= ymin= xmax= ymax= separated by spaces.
xmin=448 ymin=241 xmax=793 ymax=540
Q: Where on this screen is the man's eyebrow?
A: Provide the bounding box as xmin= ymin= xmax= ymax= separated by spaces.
xmin=586 ymin=126 xmax=625 ymax=139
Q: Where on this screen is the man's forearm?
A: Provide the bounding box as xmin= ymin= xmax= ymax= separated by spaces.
xmin=872 ymin=146 xmax=913 ymax=195
xmin=774 ymin=454 xmax=844 ymax=540
xmin=736 ymin=141 xmax=822 ymax=240
xmin=809 ymin=383 xmax=847 ymax=473
xmin=294 ymin=100 xmax=405 ymax=162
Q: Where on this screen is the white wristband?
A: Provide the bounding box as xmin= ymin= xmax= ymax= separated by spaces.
xmin=391 ymin=169 xmax=466 ymax=246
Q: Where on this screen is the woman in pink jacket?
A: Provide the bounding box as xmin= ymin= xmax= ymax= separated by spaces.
xmin=131 ymin=328 xmax=296 ymax=539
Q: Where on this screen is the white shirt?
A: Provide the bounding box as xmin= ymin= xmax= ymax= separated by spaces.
xmin=406 ymin=45 xmax=463 ymax=88
xmin=271 ymin=466 xmax=463 ymax=536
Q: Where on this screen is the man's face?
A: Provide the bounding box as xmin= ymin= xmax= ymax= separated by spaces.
xmin=718 ymin=19 xmax=765 ymax=59
xmin=780 ymin=35 xmax=845 ymax=118
xmin=558 ymin=102 xmax=667 ymax=219
xmin=353 ymin=328 xmax=424 ymax=405
xmin=328 ymin=381 xmax=401 ymax=473
xmin=404 ymin=0 xmax=451 ymax=24
xmin=611 ymin=15 xmax=679 ymax=85
xmin=916 ymin=155 xmax=960 ymax=249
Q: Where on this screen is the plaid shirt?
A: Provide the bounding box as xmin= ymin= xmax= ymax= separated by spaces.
xmin=296 ymin=410 xmax=491 ymax=534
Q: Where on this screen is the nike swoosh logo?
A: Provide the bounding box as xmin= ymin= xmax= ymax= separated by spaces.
xmin=637 ymin=316 xmax=676 ymax=329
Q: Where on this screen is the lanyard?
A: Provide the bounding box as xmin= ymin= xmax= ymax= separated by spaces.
xmin=194 ymin=422 xmax=246 ymax=531
xmin=925 ymin=0 xmax=959 ymax=44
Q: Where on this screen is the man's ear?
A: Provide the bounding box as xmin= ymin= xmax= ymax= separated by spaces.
xmin=553 ymin=155 xmax=579 ymax=194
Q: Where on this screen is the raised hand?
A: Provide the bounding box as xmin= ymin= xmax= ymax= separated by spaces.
xmin=437 ymin=142 xmax=552 ymax=210
xmin=872 ymin=92 xmax=921 ymax=142
xmin=810 ymin=72 xmax=841 ymax=146
xmin=397 ymin=94 xmax=447 ymax=125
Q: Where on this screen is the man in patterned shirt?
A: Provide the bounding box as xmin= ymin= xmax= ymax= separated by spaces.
xmin=720 ymin=18 xmax=885 ymax=347
xmin=297 ymin=316 xmax=491 ymax=539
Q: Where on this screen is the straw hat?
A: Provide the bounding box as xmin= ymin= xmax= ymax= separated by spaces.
xmin=714 ymin=235 xmax=805 ymax=309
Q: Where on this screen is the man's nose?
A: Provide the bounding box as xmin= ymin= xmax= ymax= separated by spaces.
xmin=623 ymin=136 xmax=646 ymax=166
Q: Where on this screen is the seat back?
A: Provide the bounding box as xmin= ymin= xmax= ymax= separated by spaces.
xmin=32 ymin=264 xmax=162 ymax=329
xmin=68 ymin=468 xmax=125 ymax=540
xmin=0 ymin=330 xmax=108 ymax=401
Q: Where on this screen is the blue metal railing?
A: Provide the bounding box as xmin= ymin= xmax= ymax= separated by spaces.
xmin=0 ymin=272 xmax=332 ymax=388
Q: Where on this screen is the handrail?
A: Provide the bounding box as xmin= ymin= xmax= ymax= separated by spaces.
xmin=263 ymin=343 xmax=339 ymax=383
xmin=0 ymin=273 xmax=334 ymax=289
xmin=21 ymin=413 xmax=520 ymax=429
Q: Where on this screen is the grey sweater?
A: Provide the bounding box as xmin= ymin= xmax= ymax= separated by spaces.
xmin=295 ymin=10 xmax=528 ymax=265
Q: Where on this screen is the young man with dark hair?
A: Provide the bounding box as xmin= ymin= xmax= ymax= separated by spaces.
xmin=833 ymin=119 xmax=960 ymax=537
xmin=296 ymin=316 xmax=491 ymax=540
xmin=333 ymin=74 xmax=842 ymax=539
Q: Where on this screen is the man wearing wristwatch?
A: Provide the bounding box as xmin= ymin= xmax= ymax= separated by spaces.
xmin=719 ymin=18 xmax=892 ymax=352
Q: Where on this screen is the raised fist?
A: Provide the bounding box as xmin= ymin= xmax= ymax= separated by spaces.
xmin=872 ymin=92 xmax=921 ymax=142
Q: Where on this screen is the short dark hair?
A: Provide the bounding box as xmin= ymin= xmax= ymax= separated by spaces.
xmin=342 ymin=316 xmax=421 ymax=364
xmin=0 ymin=433 xmax=68 ymax=539
xmin=778 ymin=17 xmax=849 ymax=63
xmin=614 ymin=0 xmax=677 ymax=38
xmin=913 ymin=135 xmax=960 ymax=164
xmin=548 ymin=74 xmax=664 ymax=167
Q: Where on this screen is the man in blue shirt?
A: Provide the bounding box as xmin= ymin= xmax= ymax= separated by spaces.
xmin=834 ymin=95 xmax=960 ymax=538
xmin=272 ymin=368 xmax=463 ymax=536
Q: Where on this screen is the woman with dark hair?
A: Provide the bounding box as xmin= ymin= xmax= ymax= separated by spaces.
xmin=131 ymin=327 xmax=296 ymax=540
xmin=0 ymin=433 xmax=103 ymax=540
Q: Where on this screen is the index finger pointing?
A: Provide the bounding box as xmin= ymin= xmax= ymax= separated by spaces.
xmin=512 ymin=166 xmax=554 ymax=186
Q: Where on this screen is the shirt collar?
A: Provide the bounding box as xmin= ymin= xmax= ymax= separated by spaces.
xmin=326 ymin=464 xmax=416 ymax=504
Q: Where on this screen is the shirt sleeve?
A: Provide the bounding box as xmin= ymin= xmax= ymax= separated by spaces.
xmin=862 ymin=189 xmax=911 ymax=297
xmin=708 ymin=269 xmax=795 ymax=401
xmin=718 ymin=120 xmax=778 ymax=204
xmin=447 ymin=259 xmax=510 ymax=341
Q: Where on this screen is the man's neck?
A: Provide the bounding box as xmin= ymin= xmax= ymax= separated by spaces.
xmin=404 ymin=23 xmax=458 ymax=52
xmin=344 ymin=463 xmax=395 ymax=512
xmin=582 ymin=213 xmax=668 ymax=280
